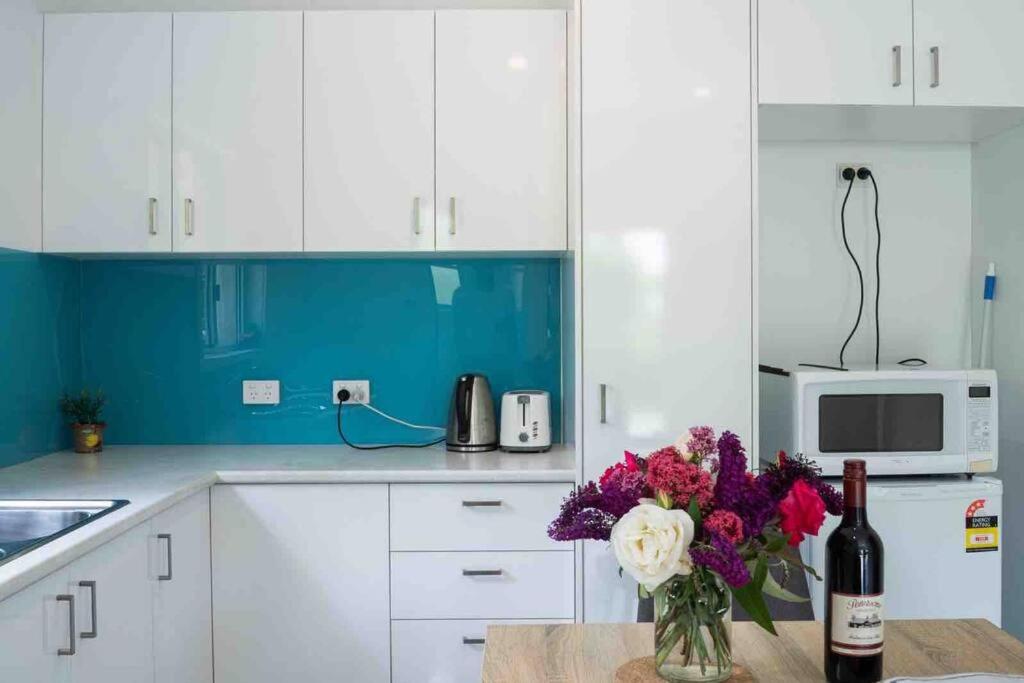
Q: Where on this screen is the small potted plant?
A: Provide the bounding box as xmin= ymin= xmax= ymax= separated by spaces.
xmin=59 ymin=390 xmax=107 ymax=454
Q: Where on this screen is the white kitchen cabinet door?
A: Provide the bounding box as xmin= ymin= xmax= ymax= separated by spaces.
xmin=0 ymin=568 xmax=73 ymax=683
xmin=66 ymin=523 xmax=154 ymax=683
xmin=43 ymin=13 xmax=172 ymax=253
xmin=211 ymin=485 xmax=390 ymax=683
xmin=150 ymin=490 xmax=212 ymax=683
xmin=581 ymin=0 xmax=753 ymax=622
xmin=172 ymin=12 xmax=302 ymax=252
xmin=914 ymin=0 xmax=1024 ymax=107
xmin=304 ymin=11 xmax=434 ymax=252
xmin=435 ymin=10 xmax=567 ymax=252
xmin=758 ymin=0 xmax=913 ymax=105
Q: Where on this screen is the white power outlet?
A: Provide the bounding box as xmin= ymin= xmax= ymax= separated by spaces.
xmin=836 ymin=163 xmax=873 ymax=188
xmin=333 ymin=380 xmax=370 ymax=405
xmin=243 ymin=380 xmax=280 ymax=405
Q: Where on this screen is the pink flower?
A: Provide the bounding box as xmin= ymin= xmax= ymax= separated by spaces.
xmin=704 ymin=509 xmax=745 ymax=544
xmin=600 ymin=450 xmax=641 ymax=488
xmin=779 ymin=479 xmax=827 ymax=547
xmin=646 ymin=447 xmax=714 ymax=510
xmin=686 ymin=426 xmax=717 ymax=459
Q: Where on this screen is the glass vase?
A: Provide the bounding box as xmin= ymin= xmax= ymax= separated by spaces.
xmin=653 ymin=572 xmax=733 ymax=682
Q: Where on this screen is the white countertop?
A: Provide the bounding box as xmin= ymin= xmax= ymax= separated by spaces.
xmin=0 ymin=444 xmax=576 ymax=601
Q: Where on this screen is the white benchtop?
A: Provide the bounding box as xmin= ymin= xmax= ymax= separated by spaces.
xmin=0 ymin=444 xmax=576 ymax=601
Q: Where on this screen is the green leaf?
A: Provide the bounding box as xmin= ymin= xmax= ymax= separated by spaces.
xmin=729 ymin=556 xmax=777 ymax=635
xmin=656 ymin=490 xmax=674 ymax=510
xmin=761 ymin=529 xmax=789 ymax=554
xmin=688 ymin=496 xmax=703 ymax=533
xmin=778 ymin=546 xmax=822 ymax=581
xmin=761 ymin=568 xmax=810 ymax=603
xmin=638 ymin=584 xmax=651 ymax=600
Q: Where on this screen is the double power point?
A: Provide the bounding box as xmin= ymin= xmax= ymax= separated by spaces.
xmin=836 ymin=163 xmax=873 ymax=187
xmin=333 ymin=380 xmax=370 ymax=405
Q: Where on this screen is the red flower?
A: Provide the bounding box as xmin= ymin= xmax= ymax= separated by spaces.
xmin=600 ymin=451 xmax=641 ymax=488
xmin=778 ymin=479 xmax=827 ymax=547
xmin=646 ymin=447 xmax=714 ymax=510
xmin=704 ymin=509 xmax=745 ymax=544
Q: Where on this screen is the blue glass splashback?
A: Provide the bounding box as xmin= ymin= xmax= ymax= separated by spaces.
xmin=79 ymin=257 xmax=562 ymax=445
xmin=0 ymin=249 xmax=81 ymax=467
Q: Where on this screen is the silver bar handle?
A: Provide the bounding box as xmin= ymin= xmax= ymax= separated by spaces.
xmin=157 ymin=533 xmax=173 ymax=581
xmin=57 ymin=594 xmax=75 ymax=656
xmin=930 ymin=46 xmax=940 ymax=88
xmin=78 ymin=581 xmax=97 ymax=639
xmin=449 ymin=197 xmax=457 ymax=236
xmin=462 ymin=569 xmax=503 ymax=577
xmin=184 ymin=198 xmax=194 ymax=236
xmin=892 ymin=46 xmax=902 ymax=87
xmin=413 ymin=196 xmax=422 ymax=235
xmin=462 ymin=637 xmax=486 ymax=645
xmin=148 ymin=198 xmax=158 ymax=235
xmin=599 ymin=383 xmax=607 ymax=424
xmin=461 ymin=500 xmax=502 ymax=507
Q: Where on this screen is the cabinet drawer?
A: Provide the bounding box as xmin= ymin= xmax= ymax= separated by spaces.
xmin=390 ymin=483 xmax=571 ymax=551
xmin=390 ymin=551 xmax=574 ymax=620
xmin=392 ymin=619 xmax=571 ymax=683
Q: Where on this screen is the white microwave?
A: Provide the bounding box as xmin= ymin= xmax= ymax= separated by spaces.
xmin=759 ymin=367 xmax=997 ymax=476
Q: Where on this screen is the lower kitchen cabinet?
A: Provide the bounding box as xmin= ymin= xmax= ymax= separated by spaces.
xmin=0 ymin=568 xmax=73 ymax=683
xmin=150 ymin=490 xmax=213 ymax=683
xmin=211 ymin=484 xmax=391 ymax=683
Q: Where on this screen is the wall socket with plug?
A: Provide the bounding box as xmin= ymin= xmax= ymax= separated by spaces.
xmin=333 ymin=380 xmax=370 ymax=405
xmin=835 ymin=162 xmax=872 ymax=187
xmin=243 ymin=380 xmax=280 ymax=405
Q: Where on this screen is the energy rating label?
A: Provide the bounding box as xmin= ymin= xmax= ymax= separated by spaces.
xmin=965 ymin=498 xmax=999 ymax=553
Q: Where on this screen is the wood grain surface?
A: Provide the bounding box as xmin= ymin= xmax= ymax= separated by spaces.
xmin=482 ymin=620 xmax=1024 ymax=682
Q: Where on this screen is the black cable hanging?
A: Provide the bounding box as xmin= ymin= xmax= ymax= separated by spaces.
xmin=838 ymin=173 xmax=864 ymax=369
xmin=864 ymin=168 xmax=882 ymax=367
xmin=336 ymin=399 xmax=446 ymax=451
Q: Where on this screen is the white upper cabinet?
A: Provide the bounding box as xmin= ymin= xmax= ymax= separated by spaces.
xmin=759 ymin=0 xmax=913 ymax=105
xmin=435 ymin=10 xmax=567 ymax=252
xmin=43 ymin=13 xmax=172 ymax=253
xmin=172 ymin=12 xmax=302 ymax=253
xmin=304 ymin=11 xmax=435 ymax=252
xmin=914 ymin=0 xmax=1024 ymax=107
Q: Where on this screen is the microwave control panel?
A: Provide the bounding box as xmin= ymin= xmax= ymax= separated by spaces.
xmin=967 ymin=383 xmax=994 ymax=454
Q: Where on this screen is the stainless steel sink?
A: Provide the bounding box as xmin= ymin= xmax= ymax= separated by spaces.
xmin=0 ymin=500 xmax=129 ymax=566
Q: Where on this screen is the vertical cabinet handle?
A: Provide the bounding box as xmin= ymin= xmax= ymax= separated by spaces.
xmin=157 ymin=533 xmax=173 ymax=581
xmin=930 ymin=46 xmax=940 ymax=88
xmin=184 ymin=198 xmax=195 ymax=236
xmin=413 ymin=196 xmax=422 ymax=235
xmin=78 ymin=581 xmax=97 ymax=639
xmin=449 ymin=197 xmax=457 ymax=236
xmin=57 ymin=594 xmax=75 ymax=656
xmin=891 ymin=46 xmax=902 ymax=87
xmin=148 ymin=198 xmax=158 ymax=235
xmin=599 ymin=383 xmax=608 ymax=424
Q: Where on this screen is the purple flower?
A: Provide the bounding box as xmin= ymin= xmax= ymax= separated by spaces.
xmin=758 ymin=451 xmax=844 ymax=516
xmin=816 ymin=480 xmax=844 ymax=516
xmin=686 ymin=426 xmax=717 ymax=459
xmin=712 ymin=432 xmax=776 ymax=538
xmin=691 ymin=533 xmax=751 ymax=587
xmin=548 ymin=482 xmax=615 ymax=541
xmin=600 ymin=470 xmax=649 ymax=518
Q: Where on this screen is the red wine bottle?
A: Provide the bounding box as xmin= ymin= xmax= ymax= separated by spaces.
xmin=824 ymin=459 xmax=884 ymax=683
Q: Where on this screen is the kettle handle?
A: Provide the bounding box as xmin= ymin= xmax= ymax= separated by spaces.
xmin=456 ymin=375 xmax=474 ymax=444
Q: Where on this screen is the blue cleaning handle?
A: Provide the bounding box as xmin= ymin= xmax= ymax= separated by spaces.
xmin=984 ymin=264 xmax=996 ymax=300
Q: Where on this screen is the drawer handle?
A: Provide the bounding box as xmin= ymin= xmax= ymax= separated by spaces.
xmin=462 ymin=637 xmax=486 ymax=645
xmin=462 ymin=569 xmax=503 ymax=577
xmin=461 ymin=500 xmax=503 ymax=507
xmin=78 ymin=580 xmax=97 ymax=639
xmin=57 ymin=594 xmax=75 ymax=656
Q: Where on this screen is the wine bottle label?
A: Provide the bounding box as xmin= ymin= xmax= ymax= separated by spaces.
xmin=830 ymin=592 xmax=884 ymax=657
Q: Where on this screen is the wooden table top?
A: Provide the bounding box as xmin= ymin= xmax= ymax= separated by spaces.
xmin=482 ymin=620 xmax=1024 ymax=682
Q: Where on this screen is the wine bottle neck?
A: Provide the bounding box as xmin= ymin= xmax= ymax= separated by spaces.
xmin=842 ymin=506 xmax=869 ymax=525
xmin=843 ymin=472 xmax=868 ymax=524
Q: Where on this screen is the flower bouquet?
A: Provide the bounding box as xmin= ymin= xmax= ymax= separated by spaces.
xmin=548 ymin=427 xmax=842 ymax=682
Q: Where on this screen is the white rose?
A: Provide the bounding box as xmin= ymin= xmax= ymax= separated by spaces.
xmin=673 ymin=435 xmax=695 ymax=461
xmin=610 ymin=503 xmax=695 ymax=591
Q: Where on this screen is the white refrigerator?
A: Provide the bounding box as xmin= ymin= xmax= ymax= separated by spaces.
xmin=802 ymin=476 xmax=1002 ymax=626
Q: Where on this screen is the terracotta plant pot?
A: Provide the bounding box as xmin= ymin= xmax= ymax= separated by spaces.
xmin=72 ymin=423 xmax=106 ymax=454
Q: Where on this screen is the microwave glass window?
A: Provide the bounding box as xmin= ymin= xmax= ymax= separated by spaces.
xmin=818 ymin=393 xmax=944 ymax=453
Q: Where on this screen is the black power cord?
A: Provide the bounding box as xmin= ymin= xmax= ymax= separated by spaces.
xmin=335 ymin=389 xmax=446 ymax=451
xmin=859 ymin=166 xmax=882 ymax=367
xmin=838 ymin=169 xmax=863 ymax=368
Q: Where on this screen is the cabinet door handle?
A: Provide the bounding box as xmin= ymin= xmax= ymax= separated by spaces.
xmin=891 ymin=46 xmax=902 ymax=87
xmin=78 ymin=581 xmax=97 ymax=639
xmin=599 ymin=383 xmax=608 ymax=424
xmin=413 ymin=196 xmax=422 ymax=235
xmin=157 ymin=533 xmax=173 ymax=581
xmin=148 ymin=197 xmax=158 ymax=235
xmin=57 ymin=594 xmax=75 ymax=656
xmin=462 ymin=569 xmax=503 ymax=577
xmin=184 ymin=198 xmax=195 ymax=236
xmin=449 ymin=197 xmax=457 ymax=236
xmin=462 ymin=637 xmax=486 ymax=645
xmin=461 ymin=500 xmax=502 ymax=507
xmin=930 ymin=46 xmax=940 ymax=88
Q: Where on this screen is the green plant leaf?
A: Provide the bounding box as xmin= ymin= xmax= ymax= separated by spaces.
xmin=729 ymin=556 xmax=777 ymax=635
xmin=688 ymin=496 xmax=703 ymax=533
xmin=761 ymin=568 xmax=810 ymax=603
xmin=779 ymin=546 xmax=823 ymax=581
xmin=761 ymin=529 xmax=789 ymax=554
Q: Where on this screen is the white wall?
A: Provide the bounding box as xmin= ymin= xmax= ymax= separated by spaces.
xmin=972 ymin=121 xmax=1024 ymax=640
xmin=0 ymin=0 xmax=43 ymax=252
xmin=759 ymin=142 xmax=973 ymax=371
xmin=37 ymin=0 xmax=569 ymax=10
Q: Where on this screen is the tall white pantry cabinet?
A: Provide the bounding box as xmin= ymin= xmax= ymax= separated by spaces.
xmin=578 ymin=0 xmax=755 ymax=622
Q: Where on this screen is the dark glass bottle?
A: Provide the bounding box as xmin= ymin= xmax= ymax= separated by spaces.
xmin=824 ymin=459 xmax=884 ymax=683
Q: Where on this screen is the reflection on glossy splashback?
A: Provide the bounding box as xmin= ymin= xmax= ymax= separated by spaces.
xmin=79 ymin=258 xmax=562 ymax=445
xmin=0 ymin=249 xmax=81 ymax=467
